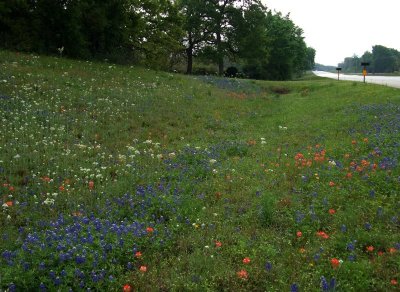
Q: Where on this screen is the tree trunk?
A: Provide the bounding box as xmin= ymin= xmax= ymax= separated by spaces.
xmin=186 ymin=46 xmax=193 ymax=74
xmin=186 ymin=32 xmax=194 ymax=74
xmin=217 ymin=31 xmax=224 ymax=75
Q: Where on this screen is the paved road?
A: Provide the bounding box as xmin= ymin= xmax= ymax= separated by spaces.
xmin=313 ymin=71 xmax=400 ymax=89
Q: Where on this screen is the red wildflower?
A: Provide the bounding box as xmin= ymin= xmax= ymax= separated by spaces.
xmin=366 ymin=245 xmax=374 ymax=252
xmin=146 ymin=227 xmax=154 ymax=233
xmin=351 ymin=140 xmax=357 ymax=145
xmin=88 ymin=180 xmax=94 ymax=190
xmin=296 ymin=231 xmax=302 ymax=238
xmin=242 ymin=257 xmax=251 ymax=264
xmin=237 ymin=269 xmax=248 ymax=279
xmin=215 ymin=241 xmax=222 ymax=248
xmin=361 ymin=160 xmax=370 ymax=167
xmin=247 ymin=140 xmax=256 ymax=146
xmin=328 ymin=209 xmax=336 ymax=215
xmin=316 ymin=231 xmax=329 ymax=239
xmin=6 ymin=201 xmax=13 ymax=207
xmin=389 ymin=247 xmax=397 ymax=254
xmin=135 ymin=251 xmax=142 ymax=258
xmin=346 ymin=172 xmax=353 ymax=179
xmin=295 ymin=153 xmax=304 ymax=160
xmin=59 ymin=185 xmax=65 ymax=191
xmin=329 ymin=181 xmax=335 ymax=187
xmin=123 ymin=284 xmax=132 ymax=292
xmin=391 ymin=279 xmax=398 ymax=285
xmin=139 ymin=265 xmax=147 ymax=272
xmin=331 ymin=258 xmax=340 ymax=269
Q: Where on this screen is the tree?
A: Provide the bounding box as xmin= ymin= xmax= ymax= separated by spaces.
xmin=0 ymin=0 xmax=36 ymax=51
xmin=262 ymin=12 xmax=308 ymax=80
xmin=233 ymin=1 xmax=269 ymax=79
xmin=304 ymin=47 xmax=316 ymax=71
xmin=338 ymin=54 xmax=361 ymax=73
xmin=128 ymin=0 xmax=184 ymax=69
xmin=372 ymin=45 xmax=397 ymax=73
xmin=205 ymin=0 xmax=240 ymax=75
xmin=178 ymin=0 xmax=214 ymax=74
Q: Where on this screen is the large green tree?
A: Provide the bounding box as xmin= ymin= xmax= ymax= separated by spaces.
xmin=372 ymin=45 xmax=398 ymax=73
xmin=178 ymin=0 xmax=214 ymax=74
xmin=128 ymin=0 xmax=184 ymax=69
xmin=233 ymin=1 xmax=269 ymax=79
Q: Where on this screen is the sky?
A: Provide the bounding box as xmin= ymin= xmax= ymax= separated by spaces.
xmin=261 ymin=0 xmax=400 ymax=66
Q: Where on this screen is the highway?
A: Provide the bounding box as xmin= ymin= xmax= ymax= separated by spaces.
xmin=313 ymin=71 xmax=400 ymax=89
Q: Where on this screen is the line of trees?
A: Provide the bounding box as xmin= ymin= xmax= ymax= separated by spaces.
xmin=0 ymin=0 xmax=315 ymax=80
xmin=338 ymin=45 xmax=400 ymax=73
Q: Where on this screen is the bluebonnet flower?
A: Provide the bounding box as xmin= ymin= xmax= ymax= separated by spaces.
xmin=265 ymin=261 xmax=272 ymax=271
xmin=364 ymin=222 xmax=372 ymax=231
xmin=8 ymin=283 xmax=16 ymax=292
xmin=295 ymin=210 xmax=305 ymax=223
xmin=348 ymin=254 xmax=356 ymax=262
xmin=321 ymin=276 xmax=329 ymax=291
xmin=369 ymin=190 xmax=375 ymax=198
xmin=376 ymin=206 xmax=383 ymax=217
xmin=347 ymin=241 xmax=356 ymax=251
xmin=39 ymin=282 xmax=47 ymax=292
xmin=290 ymin=283 xmax=299 ymax=292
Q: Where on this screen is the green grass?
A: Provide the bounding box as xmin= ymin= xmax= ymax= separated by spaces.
xmin=0 ymin=50 xmax=399 ymax=291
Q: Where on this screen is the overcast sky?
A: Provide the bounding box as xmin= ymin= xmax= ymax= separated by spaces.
xmin=262 ymin=0 xmax=400 ymax=66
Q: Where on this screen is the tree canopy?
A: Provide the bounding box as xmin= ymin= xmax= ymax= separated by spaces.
xmin=0 ymin=0 xmax=314 ymax=80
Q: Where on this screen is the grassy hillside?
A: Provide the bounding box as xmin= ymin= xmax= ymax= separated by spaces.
xmin=0 ymin=50 xmax=399 ymax=291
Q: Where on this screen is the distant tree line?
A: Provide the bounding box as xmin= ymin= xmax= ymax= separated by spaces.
xmin=314 ymin=63 xmax=336 ymax=72
xmin=0 ymin=0 xmax=315 ymax=80
xmin=338 ymin=45 xmax=400 ymax=73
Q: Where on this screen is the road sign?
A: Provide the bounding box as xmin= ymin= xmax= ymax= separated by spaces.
xmin=336 ymin=67 xmax=342 ymax=80
xmin=361 ymin=62 xmax=370 ymax=83
xmin=363 ymin=69 xmax=367 ymax=76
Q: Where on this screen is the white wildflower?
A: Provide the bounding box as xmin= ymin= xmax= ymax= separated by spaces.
xmin=43 ymin=198 xmax=55 ymax=205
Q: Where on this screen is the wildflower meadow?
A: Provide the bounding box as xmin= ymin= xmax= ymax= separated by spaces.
xmin=0 ymin=50 xmax=399 ymax=291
